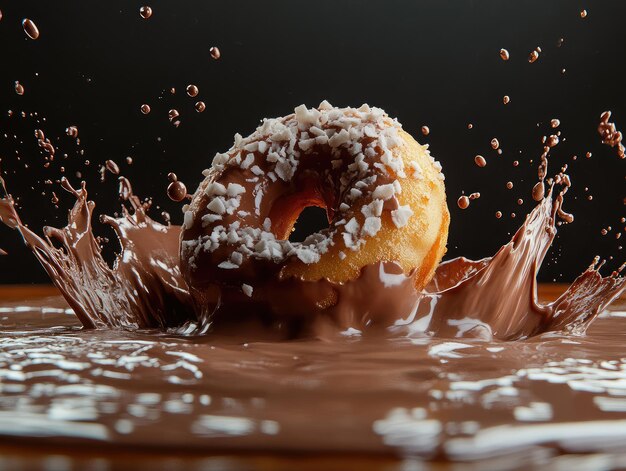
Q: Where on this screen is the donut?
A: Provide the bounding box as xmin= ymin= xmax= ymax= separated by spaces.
xmin=180 ymin=102 xmax=449 ymax=332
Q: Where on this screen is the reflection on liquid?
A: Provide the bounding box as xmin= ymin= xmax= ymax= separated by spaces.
xmin=0 ymin=294 xmax=625 ymax=467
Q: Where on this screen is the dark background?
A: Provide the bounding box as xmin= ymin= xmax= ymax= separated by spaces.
xmin=0 ymin=0 xmax=624 ymax=284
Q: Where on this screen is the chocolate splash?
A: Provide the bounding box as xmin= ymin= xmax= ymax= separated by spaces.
xmin=598 ymin=111 xmax=625 ymax=159
xmin=0 ymin=176 xmax=194 ymax=330
xmin=418 ymin=191 xmax=625 ymax=340
xmin=0 ymin=174 xmax=624 ymax=339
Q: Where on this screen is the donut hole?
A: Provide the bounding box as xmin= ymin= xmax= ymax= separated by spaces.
xmin=289 ymin=206 xmax=330 ymax=242
xmin=267 ymin=182 xmax=334 ymax=241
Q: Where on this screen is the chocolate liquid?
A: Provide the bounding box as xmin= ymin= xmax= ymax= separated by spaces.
xmin=0 ymin=163 xmax=624 ymax=464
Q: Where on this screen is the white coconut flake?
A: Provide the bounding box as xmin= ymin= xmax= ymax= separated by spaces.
xmin=372 ymin=183 xmax=396 ymax=200
xmin=410 ymin=161 xmax=423 ymax=179
xmin=207 ymin=197 xmax=226 ymax=214
xmin=183 ymin=210 xmax=194 ymax=229
xmin=361 ymin=199 xmax=384 ymax=218
xmin=240 ymin=154 xmax=255 ymax=169
xmin=242 ymin=284 xmax=253 ymax=297
xmin=345 ymin=217 xmax=360 ymax=234
xmin=391 ymin=205 xmax=414 ymax=228
xmin=227 ymin=183 xmax=246 ymax=197
xmin=218 ymin=261 xmax=239 ymax=270
xmin=362 ymin=217 xmax=382 ymax=237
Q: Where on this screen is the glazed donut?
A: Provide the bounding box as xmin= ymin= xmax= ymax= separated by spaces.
xmin=180 ymin=102 xmax=449 ymax=331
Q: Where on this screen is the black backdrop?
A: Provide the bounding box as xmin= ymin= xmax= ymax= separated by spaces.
xmin=0 ymin=0 xmax=624 ymax=284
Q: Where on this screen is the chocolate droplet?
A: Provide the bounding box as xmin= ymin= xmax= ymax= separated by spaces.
xmin=22 ymin=18 xmax=39 ymax=40
xmin=491 ymin=138 xmax=500 ymax=150
xmin=141 ymin=104 xmax=151 ymax=115
xmin=421 ymin=126 xmax=430 ymax=136
xmin=495 ymin=211 xmax=502 ymax=219
xmin=167 ymin=172 xmax=177 ymax=182
xmin=14 ymin=81 xmax=24 ymax=95
xmin=210 ymin=46 xmax=221 ymax=60
xmin=186 ymin=84 xmax=199 ymax=97
xmin=168 ymin=109 xmax=180 ymax=122
xmin=167 ymin=181 xmax=187 ymax=202
xmin=580 ymin=9 xmax=587 ymax=18
xmin=528 ymin=49 xmax=540 ymax=63
xmin=105 ymin=160 xmax=120 ymax=175
xmin=457 ymin=196 xmax=470 ymax=209
xmin=550 ymin=119 xmax=560 ymax=128
xmin=532 ymin=182 xmax=545 ymax=201
xmin=195 ymin=101 xmax=206 ymax=113
xmin=503 ymin=95 xmax=510 ymax=105
xmin=66 ymin=126 xmax=78 ymax=138
xmin=500 ymin=48 xmax=510 ymax=61
xmin=474 ymin=155 xmax=486 ymax=167
xmin=140 ymin=6 xmax=152 ymax=19
xmin=506 ymin=181 xmax=513 ymax=190
xmin=547 ymin=135 xmax=559 ymax=147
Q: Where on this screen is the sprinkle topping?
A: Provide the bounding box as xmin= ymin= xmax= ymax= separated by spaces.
xmin=183 ymin=103 xmax=445 ymax=270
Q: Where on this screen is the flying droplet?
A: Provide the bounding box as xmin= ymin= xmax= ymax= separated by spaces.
xmin=140 ymin=6 xmax=153 ymax=19
xmin=532 ymin=182 xmax=545 ymax=201
xmin=14 ymin=81 xmax=24 ymax=95
xmin=457 ymin=195 xmax=470 ymax=209
xmin=474 ymin=155 xmax=486 ymax=167
xmin=210 ymin=46 xmax=221 ymax=60
xmin=550 ymin=119 xmax=560 ymax=128
xmin=66 ymin=126 xmax=78 ymax=138
xmin=167 ymin=181 xmax=187 ymax=202
xmin=503 ymin=95 xmax=510 ymax=105
xmin=105 ymin=160 xmax=120 ymax=175
xmin=528 ymin=49 xmax=540 ymax=63
xmin=499 ymin=48 xmax=510 ymax=61
xmin=186 ymin=84 xmax=199 ymax=97
xmin=547 ymin=135 xmax=559 ymax=147
xmin=168 ymin=109 xmax=179 ymax=122
xmin=491 ymin=138 xmax=500 ymax=150
xmin=580 ymin=9 xmax=587 ymax=18
xmin=22 ymin=18 xmax=40 ymax=40
xmin=195 ymin=101 xmax=206 ymax=113
xmin=421 ymin=126 xmax=430 ymax=136
xmin=141 ymin=104 xmax=151 ymax=115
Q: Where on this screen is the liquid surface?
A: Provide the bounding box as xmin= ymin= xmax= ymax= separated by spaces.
xmin=0 ymin=290 xmax=625 ymax=467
